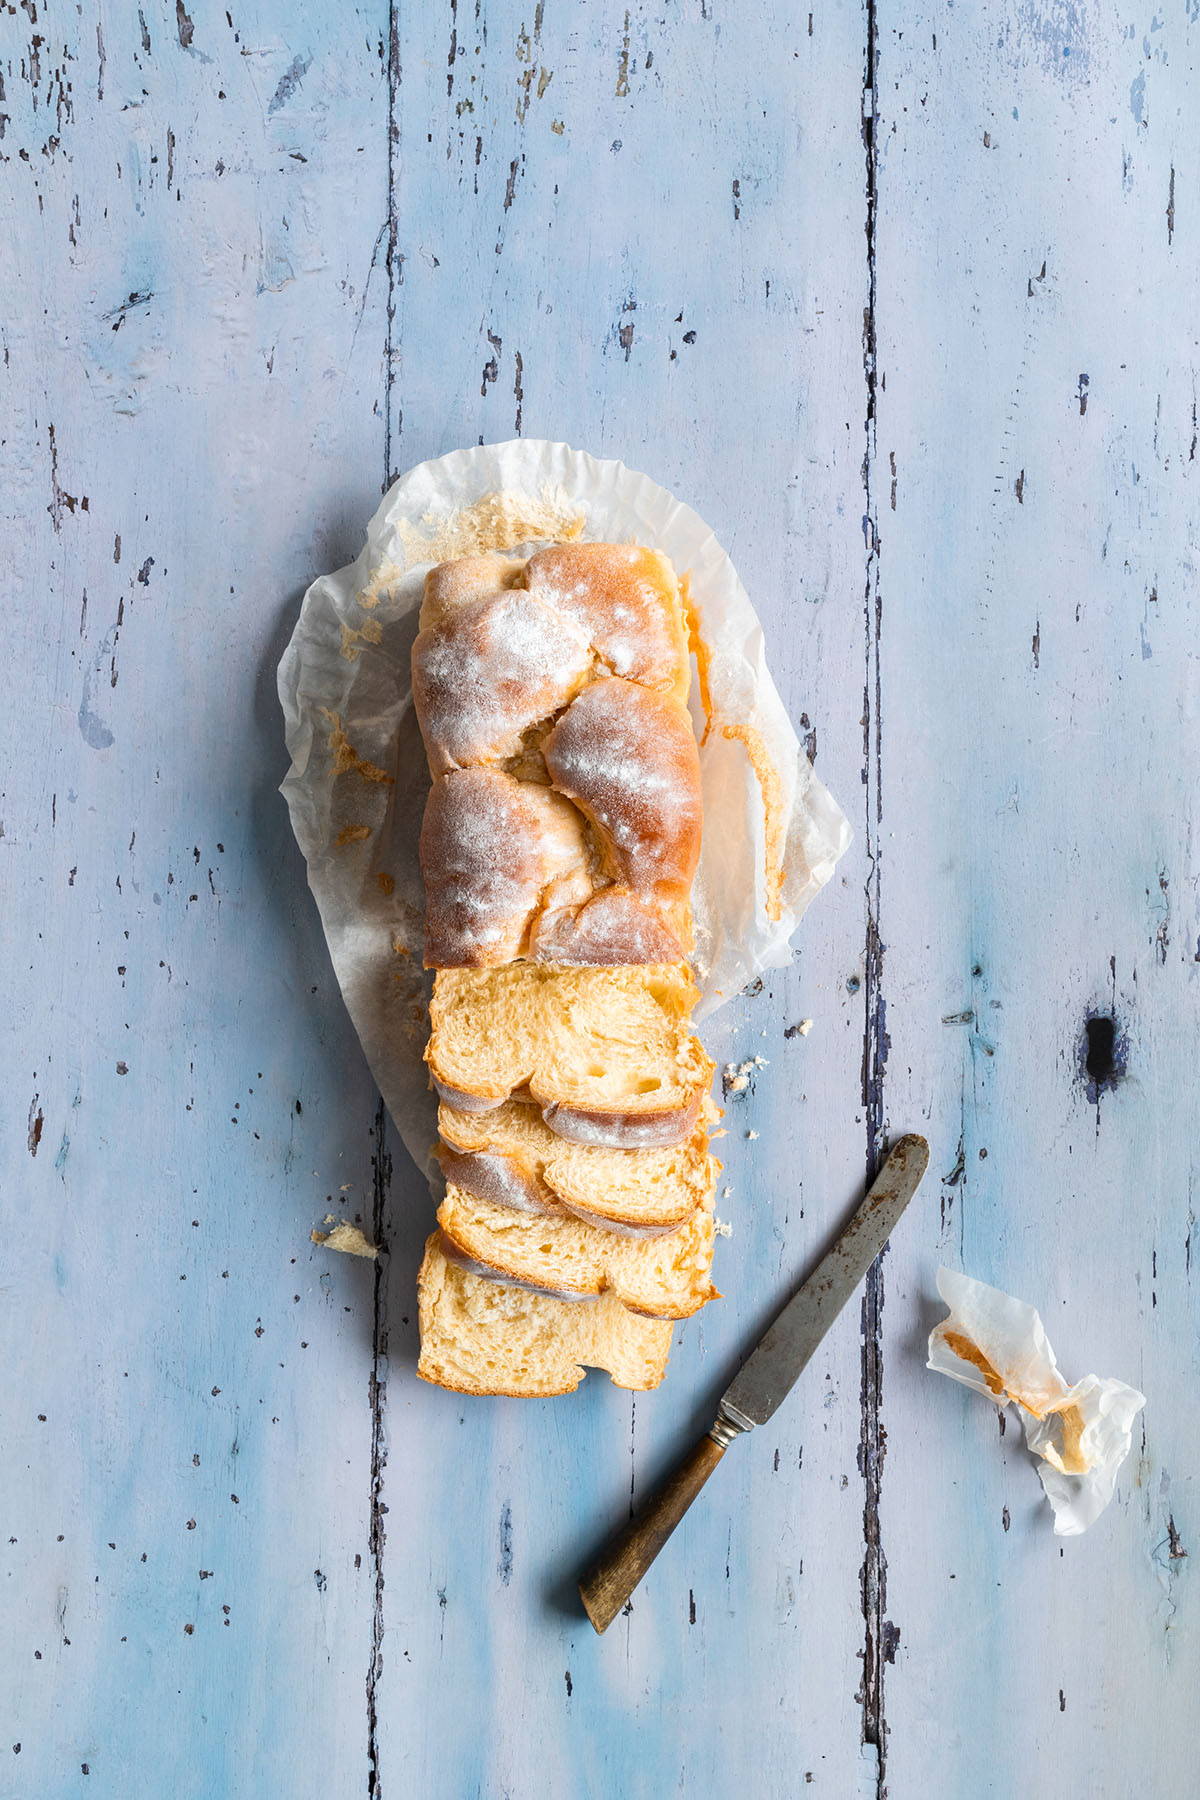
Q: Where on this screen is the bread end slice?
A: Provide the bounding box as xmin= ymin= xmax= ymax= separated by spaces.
xmin=416 ymin=1231 xmax=673 ymax=1395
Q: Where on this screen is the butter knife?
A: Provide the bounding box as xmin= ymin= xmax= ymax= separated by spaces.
xmin=578 ymin=1133 xmax=930 ymax=1633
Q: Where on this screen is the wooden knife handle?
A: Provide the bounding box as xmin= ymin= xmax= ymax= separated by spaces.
xmin=578 ymin=1428 xmax=728 ymax=1633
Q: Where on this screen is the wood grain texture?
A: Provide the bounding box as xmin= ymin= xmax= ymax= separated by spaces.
xmin=2 ymin=0 xmax=1195 ymax=1796
xmin=869 ymin=4 xmax=1199 ymax=1790
xmin=2 ymin=3 xmax=391 ymax=1794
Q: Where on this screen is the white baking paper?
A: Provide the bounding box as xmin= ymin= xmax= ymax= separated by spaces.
xmin=277 ymin=440 xmax=851 ymax=1182
xmin=928 ymin=1267 xmax=1146 ymax=1536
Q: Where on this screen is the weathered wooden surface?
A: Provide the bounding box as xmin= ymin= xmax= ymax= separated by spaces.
xmin=2 ymin=2 xmax=1194 ymax=1796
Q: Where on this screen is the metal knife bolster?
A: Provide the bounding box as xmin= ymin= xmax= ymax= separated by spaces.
xmin=708 ymin=1399 xmax=756 ymax=1448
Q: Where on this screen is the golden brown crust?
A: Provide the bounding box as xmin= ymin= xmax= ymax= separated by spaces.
xmin=414 ymin=543 xmax=701 ymax=968
xmin=415 ymin=1367 xmax=584 ymax=1397
xmin=412 ymin=589 xmax=592 ymax=778
xmin=418 ymin=553 xmax=524 ymax=630
xmin=541 ymin=679 xmax=701 ymax=947
xmin=420 ymin=768 xmax=590 ymax=967
xmin=617 ymin=1289 xmax=723 ymax=1321
xmin=524 ymin=543 xmax=690 ymax=703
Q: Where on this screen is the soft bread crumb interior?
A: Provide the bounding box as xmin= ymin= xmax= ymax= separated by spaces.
xmin=416 ymin=1232 xmax=673 ymax=1395
xmin=437 ymin=1182 xmax=717 ymax=1318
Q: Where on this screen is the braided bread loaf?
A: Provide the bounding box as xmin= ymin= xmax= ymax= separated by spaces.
xmin=413 ymin=543 xmax=701 ymax=967
xmin=414 ymin=542 xmax=719 ymax=1393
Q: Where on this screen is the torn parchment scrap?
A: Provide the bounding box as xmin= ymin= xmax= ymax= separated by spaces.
xmin=928 ymin=1267 xmax=1145 ymax=1536
xmin=312 ymin=1216 xmax=379 ymax=1259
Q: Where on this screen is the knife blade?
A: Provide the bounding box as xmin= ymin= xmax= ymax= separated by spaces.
xmin=716 ymin=1131 xmax=929 ymax=1436
xmin=578 ymin=1134 xmax=929 ymax=1633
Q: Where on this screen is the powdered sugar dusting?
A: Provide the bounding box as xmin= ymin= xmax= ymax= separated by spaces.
xmin=413 ymin=589 xmax=591 ymax=775
xmin=525 ymin=542 xmax=685 ymax=693
xmin=439 ymin=1152 xmax=557 ymax=1217
xmin=543 ymin=679 xmax=702 ymax=902
xmin=421 ymin=769 xmax=589 ymax=965
xmin=531 ymin=888 xmax=683 ymax=964
xmin=542 ymin=1095 xmax=702 ymax=1149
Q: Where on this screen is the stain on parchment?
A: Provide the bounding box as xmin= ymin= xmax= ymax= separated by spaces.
xmin=321 ymin=711 xmax=394 ymax=784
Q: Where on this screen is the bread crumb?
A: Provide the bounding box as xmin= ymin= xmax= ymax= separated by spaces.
xmin=722 ymin=1185 xmax=732 ymax=1198
xmin=797 ymin=1018 xmax=813 ymax=1036
xmin=746 ymin=1129 xmax=759 ymax=1140
xmin=335 ymin=824 xmax=371 ymax=847
xmin=391 ymin=487 xmax=585 ymax=566
xmin=714 ymin=1219 xmax=733 ymax=1238
xmin=723 ymin=1054 xmax=768 ymax=1098
xmin=312 ymin=1217 xmax=379 ymax=1259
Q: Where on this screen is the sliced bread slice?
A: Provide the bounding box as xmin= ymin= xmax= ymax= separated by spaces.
xmin=438 ymin=1095 xmax=720 ymax=1233
xmin=416 ymin=1231 xmax=673 ymax=1395
xmin=426 ymin=963 xmax=713 ymax=1148
xmin=437 ymin=1182 xmax=717 ymax=1318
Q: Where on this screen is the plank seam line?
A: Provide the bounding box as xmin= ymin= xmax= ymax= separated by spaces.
xmin=383 ymin=0 xmax=403 ymax=494
xmin=858 ymin=0 xmax=891 ymax=1788
xmin=370 ymin=5 xmax=401 ymax=1767
xmin=367 ymin=1096 xmax=392 ymax=1797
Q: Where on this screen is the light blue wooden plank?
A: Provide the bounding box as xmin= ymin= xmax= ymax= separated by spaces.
xmin=375 ymin=4 xmax=874 ymax=1797
xmin=3 ymin=3 xmax=390 ymax=1795
xmin=868 ymin=1 xmax=1198 ymax=1792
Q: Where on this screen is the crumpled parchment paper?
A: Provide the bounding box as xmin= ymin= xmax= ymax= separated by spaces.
xmin=277 ymin=440 xmax=851 ymax=1181
xmin=928 ymin=1267 xmax=1146 ymax=1536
